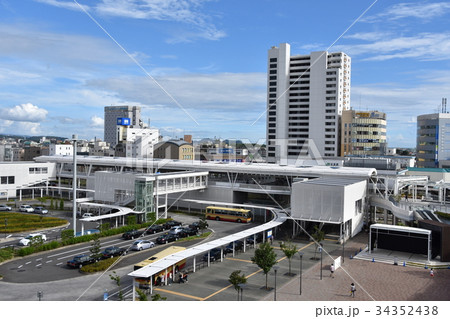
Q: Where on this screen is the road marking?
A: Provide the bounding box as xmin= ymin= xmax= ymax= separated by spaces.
xmin=56 ymin=262 xmax=63 ymax=266
xmin=46 ymin=260 xmax=53 ymax=263
xmin=202 ymin=242 xmax=315 ymax=301
xmin=36 ymin=264 xmax=42 ymax=267
xmin=25 ymin=261 xmax=31 ymax=265
xmin=36 ymin=258 xmax=42 ymax=261
xmin=18 ymin=265 xmax=23 ymax=269
xmin=226 ymin=257 xmax=252 ymax=263
xmin=154 ymin=287 xmax=203 ymax=301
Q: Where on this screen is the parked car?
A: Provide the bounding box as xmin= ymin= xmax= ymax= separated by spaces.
xmin=202 ymin=248 xmax=224 ymax=262
xmin=130 ymin=240 xmax=155 ymax=251
xmin=163 ymin=220 xmax=182 ymax=230
xmin=224 ymin=240 xmax=245 ymax=254
xmin=189 ymin=220 xmax=208 ymax=230
xmin=67 ymin=254 xmax=96 ymax=268
xmin=122 ymin=229 xmax=144 ymax=240
xmin=101 ymin=246 xmax=126 ymax=259
xmin=81 ymin=213 xmax=94 ymax=218
xmin=19 ymin=205 xmax=34 ymax=213
xmin=34 ymin=206 xmax=48 ymax=214
xmin=19 ymin=233 xmax=47 ymax=246
xmin=168 ymin=226 xmax=183 ymax=236
xmin=0 ymin=204 xmax=12 ymax=211
xmin=247 ymin=233 xmax=263 ymax=245
xmin=178 ymin=227 xmax=197 ymax=238
xmin=156 ymin=233 xmax=178 ymax=244
xmin=145 ymin=224 xmax=164 ymax=234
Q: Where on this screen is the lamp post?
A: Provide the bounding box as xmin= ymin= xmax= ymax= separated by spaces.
xmin=237 ymin=283 xmax=246 ymax=301
xmin=71 ymin=134 xmax=78 ymax=235
xmin=299 ymin=252 xmax=303 ymax=295
xmin=319 ymin=244 xmax=323 ymax=280
xmin=273 ymin=265 xmax=279 ymax=301
xmin=342 ymin=222 xmax=345 ymax=264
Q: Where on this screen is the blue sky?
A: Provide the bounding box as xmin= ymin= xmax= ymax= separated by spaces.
xmin=0 ymin=0 xmax=450 ymax=147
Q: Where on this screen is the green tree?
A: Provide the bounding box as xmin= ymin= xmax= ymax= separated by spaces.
xmin=109 ymin=271 xmax=124 ymax=301
xmin=311 ymin=225 xmax=325 ymax=260
xmin=89 ymin=234 xmax=102 ymax=262
xmin=198 ymin=217 xmax=208 ymax=234
xmin=61 ymin=229 xmax=74 ymax=242
xmin=151 ymin=293 xmax=167 ymax=301
xmin=59 ymin=199 xmax=64 ymax=210
xmin=127 ymin=215 xmax=137 ymax=225
xmin=136 ymin=288 xmax=148 ymax=301
xmin=280 ymin=241 xmax=298 ymax=275
xmin=228 ymin=270 xmax=247 ymax=301
xmin=251 ymin=242 xmax=277 ymax=290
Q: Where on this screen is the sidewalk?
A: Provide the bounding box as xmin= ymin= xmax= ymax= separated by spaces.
xmin=264 ymin=233 xmax=450 ymax=301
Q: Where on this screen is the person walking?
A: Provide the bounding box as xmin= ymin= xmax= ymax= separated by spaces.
xmin=430 ymin=268 xmax=434 ymax=277
xmin=350 ymin=283 xmax=356 ymax=298
xmin=169 ymin=272 xmax=173 ymax=285
xmin=330 ymin=264 xmax=335 ymax=278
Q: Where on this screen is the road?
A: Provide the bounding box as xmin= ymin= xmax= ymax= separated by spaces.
xmin=0 ymin=213 xmax=257 ymax=285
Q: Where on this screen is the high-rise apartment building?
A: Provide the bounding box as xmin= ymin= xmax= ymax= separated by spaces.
xmin=266 ymin=43 xmax=351 ymax=163
xmin=341 ymin=110 xmax=387 ymax=156
xmin=417 ymin=113 xmax=450 ymax=168
xmin=104 ymin=106 xmax=142 ymax=147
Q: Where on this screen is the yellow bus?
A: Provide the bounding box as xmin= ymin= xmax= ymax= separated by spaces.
xmin=134 ymin=246 xmax=186 ymax=287
xmin=205 ymin=206 xmax=251 ymax=223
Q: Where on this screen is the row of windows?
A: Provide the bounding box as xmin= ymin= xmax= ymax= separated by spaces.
xmin=29 ymin=167 xmax=48 ymax=174
xmin=1 ymin=176 xmax=15 ymax=185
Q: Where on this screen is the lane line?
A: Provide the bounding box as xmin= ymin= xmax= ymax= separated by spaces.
xmin=154 ymin=287 xmax=203 ymax=301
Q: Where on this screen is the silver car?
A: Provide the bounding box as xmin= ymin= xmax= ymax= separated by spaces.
xmin=130 ymin=240 xmax=155 ymax=251
xmin=34 ymin=207 xmax=48 ymax=214
xmin=0 ymin=204 xmax=12 ymax=211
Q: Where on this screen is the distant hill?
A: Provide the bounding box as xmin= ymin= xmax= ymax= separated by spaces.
xmin=0 ymin=134 xmax=68 ymax=142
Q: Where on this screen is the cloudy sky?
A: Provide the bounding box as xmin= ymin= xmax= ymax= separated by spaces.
xmin=0 ymin=0 xmax=449 ymax=147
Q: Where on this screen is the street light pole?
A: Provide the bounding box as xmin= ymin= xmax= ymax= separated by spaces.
xmin=72 ymin=134 xmax=78 ymax=236
xmin=299 ymin=252 xmax=303 ymax=295
xmin=319 ymin=244 xmax=323 ymax=280
xmin=273 ymin=265 xmax=279 ymax=301
xmin=238 ymin=283 xmax=246 ymax=301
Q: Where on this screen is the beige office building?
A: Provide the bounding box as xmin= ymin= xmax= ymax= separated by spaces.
xmin=341 ymin=110 xmax=387 ymax=156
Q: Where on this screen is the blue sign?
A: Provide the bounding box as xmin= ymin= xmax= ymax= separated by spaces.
xmin=117 ymin=117 xmax=131 ymax=126
xmin=219 ymin=148 xmax=234 ymax=154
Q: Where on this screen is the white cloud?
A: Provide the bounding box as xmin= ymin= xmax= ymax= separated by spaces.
xmin=0 ymin=103 xmax=48 ymax=123
xmin=34 ymin=0 xmax=226 ymax=42
xmin=90 ymin=115 xmax=104 ymax=128
xmin=362 ymin=2 xmax=450 ymax=22
xmin=334 ymin=32 xmax=450 ymax=61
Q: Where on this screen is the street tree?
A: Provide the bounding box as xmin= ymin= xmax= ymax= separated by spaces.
xmin=251 ymin=242 xmax=277 ymax=290
xmin=89 ymin=234 xmax=102 ymax=262
xmin=229 ymin=270 xmax=247 ymax=300
xmin=311 ymin=225 xmax=325 ymax=260
xmin=280 ymin=241 xmax=298 ymax=276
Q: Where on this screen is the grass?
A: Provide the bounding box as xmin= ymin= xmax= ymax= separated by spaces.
xmin=0 ymin=212 xmax=68 ymax=233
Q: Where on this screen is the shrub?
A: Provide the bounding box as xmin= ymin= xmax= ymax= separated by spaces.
xmin=0 ymin=247 xmax=14 ymax=263
xmin=17 ymin=246 xmax=35 ymax=257
xmin=80 ymin=257 xmax=118 ymax=273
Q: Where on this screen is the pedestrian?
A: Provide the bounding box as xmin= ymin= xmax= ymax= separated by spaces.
xmin=185 ymin=272 xmax=188 ymax=283
xmin=330 ymin=263 xmax=335 ymax=278
xmin=350 ymin=283 xmax=356 ymax=298
xmin=430 ymin=268 xmax=434 ymax=277
xmin=169 ymin=272 xmax=173 ymax=285
xmin=179 ymin=272 xmax=184 ymax=283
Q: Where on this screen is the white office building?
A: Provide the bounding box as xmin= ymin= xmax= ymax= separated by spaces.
xmin=104 ymin=106 xmax=142 ymax=147
xmin=266 ymin=43 xmax=351 ymax=163
xmin=122 ymin=127 xmax=160 ymax=159
xmin=49 ymin=144 xmax=73 ymax=156
xmin=417 ymin=113 xmax=450 ymax=168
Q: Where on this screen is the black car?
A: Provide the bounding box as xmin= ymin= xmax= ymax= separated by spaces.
xmin=202 ymin=248 xmax=224 ymax=262
xmin=67 ymin=254 xmax=96 ymax=268
xmin=178 ymin=227 xmax=197 ymax=238
xmin=224 ymin=240 xmax=245 ymax=254
xmin=247 ymin=233 xmax=263 ymax=245
xmin=189 ymin=220 xmax=208 ymax=230
xmin=101 ymin=246 xmax=126 ymax=259
xmin=122 ymin=230 xmax=144 ymax=240
xmin=156 ymin=233 xmax=178 ymax=244
xmin=145 ymin=224 xmax=164 ymax=234
xmin=163 ymin=220 xmax=182 ymax=230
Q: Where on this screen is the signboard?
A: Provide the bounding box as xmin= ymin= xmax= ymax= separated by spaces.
xmin=117 ymin=117 xmax=131 ymax=126
xmin=267 ymin=229 xmax=273 ymax=238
